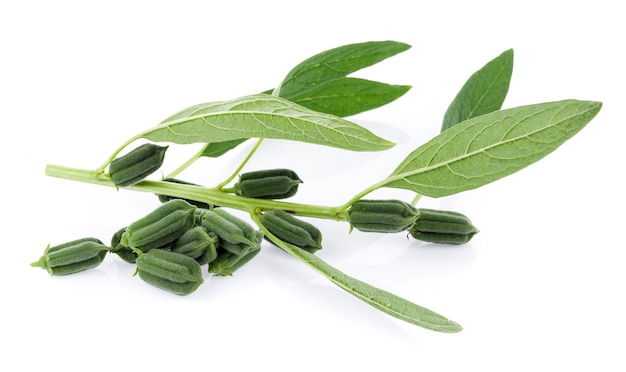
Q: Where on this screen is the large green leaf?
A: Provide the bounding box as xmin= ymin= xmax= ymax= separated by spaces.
xmin=143 ymin=94 xmax=394 ymax=151
xmin=195 ymin=41 xmax=411 ymax=159
xmin=441 ymin=49 xmax=514 ymax=132
xmin=383 ymin=100 xmax=601 ymax=197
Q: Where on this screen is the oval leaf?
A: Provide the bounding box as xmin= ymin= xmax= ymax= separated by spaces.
xmin=441 ymin=49 xmax=514 ymax=132
xmin=145 ymin=94 xmax=395 ymax=152
xmin=385 ymin=100 xmax=601 ymax=197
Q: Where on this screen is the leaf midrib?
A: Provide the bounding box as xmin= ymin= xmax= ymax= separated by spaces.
xmin=465 ymin=62 xmax=509 ymax=120
xmin=154 ymin=109 xmax=390 ymax=147
xmin=389 ymin=104 xmax=593 ymax=185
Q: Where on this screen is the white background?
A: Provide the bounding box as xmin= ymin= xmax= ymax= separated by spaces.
xmin=2 ymin=1 xmax=624 ymax=370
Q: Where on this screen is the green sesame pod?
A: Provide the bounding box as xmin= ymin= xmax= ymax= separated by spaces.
xmin=109 ymin=143 xmax=168 ymax=187
xmin=417 ymin=208 xmax=475 ymax=227
xmin=347 ymin=199 xmax=419 ymax=233
xmin=170 ymin=226 xmax=217 ymax=260
xmin=200 ymin=209 xmax=255 ymax=246
xmin=135 ymin=249 xmax=204 ymax=295
xmin=208 ymin=247 xmax=261 ymax=276
xmin=110 ymin=226 xmax=138 ymax=263
xmin=196 ymin=232 xmax=219 ymax=266
xmin=234 ymin=168 xmax=302 ymax=199
xmin=409 ymin=208 xmax=479 ymax=245
xmin=216 ymin=229 xmax=263 ymax=256
xmin=111 ymin=226 xmax=125 ymax=248
xmin=210 ymin=208 xmax=261 ymax=243
xmin=194 ymin=208 xmax=210 ymax=226
xmin=409 ymin=231 xmax=476 ymax=245
xmin=121 ymin=199 xmax=197 ymax=252
xmin=156 ymin=178 xmax=216 ymax=209
xmin=31 ymin=238 xmax=109 ymax=276
xmin=260 ymin=209 xmax=322 ymax=253
xmin=218 ymin=240 xmax=252 ymax=256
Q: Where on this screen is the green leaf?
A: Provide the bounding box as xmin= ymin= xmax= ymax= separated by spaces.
xmin=283 ymin=77 xmax=411 ymax=118
xmin=290 ymin=247 xmax=462 ymax=333
xmin=251 ymin=213 xmax=462 ymax=333
xmin=145 ymin=94 xmax=395 ymax=152
xmin=274 ymin=40 xmax=411 ymax=115
xmin=198 ymin=41 xmax=411 ymax=158
xmin=441 ymin=49 xmax=514 ymax=132
xmin=261 ymin=78 xmax=410 ymax=118
xmin=384 ymin=100 xmax=601 ymax=197
xmin=200 ymin=139 xmax=248 ymax=157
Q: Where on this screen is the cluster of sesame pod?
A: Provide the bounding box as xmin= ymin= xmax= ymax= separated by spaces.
xmin=34 ymin=142 xmax=478 ymax=299
xmin=32 ymin=199 xmax=264 ymax=295
xmin=347 ymin=199 xmax=479 ymax=245
xmin=116 ymin=200 xmax=267 ymax=291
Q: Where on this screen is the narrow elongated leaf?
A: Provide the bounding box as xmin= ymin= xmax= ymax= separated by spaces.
xmin=275 ymin=40 xmax=411 ymax=101
xmin=384 ymin=100 xmax=601 ymax=197
xmin=252 ymin=214 xmax=462 ymax=333
xmin=290 ymin=247 xmax=462 ymax=332
xmin=284 ymin=77 xmax=411 ymax=117
xmin=263 ymin=79 xmax=410 ymax=118
xmin=146 ymin=94 xmax=394 ymax=152
xmin=441 ymin=49 xmax=514 ymax=132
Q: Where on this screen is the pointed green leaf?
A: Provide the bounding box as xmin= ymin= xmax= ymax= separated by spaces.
xmin=252 ymin=214 xmax=462 ymax=333
xmin=384 ymin=100 xmax=601 ymax=197
xmin=441 ymin=49 xmax=514 ymax=132
xmin=195 ymin=41 xmax=411 ymax=158
xmin=275 ymin=40 xmax=411 ymax=104
xmin=290 ymin=247 xmax=462 ymax=333
xmin=267 ymin=41 xmax=413 ymax=118
xmin=145 ymin=94 xmax=394 ymax=152
xmin=284 ymin=77 xmax=411 ymax=117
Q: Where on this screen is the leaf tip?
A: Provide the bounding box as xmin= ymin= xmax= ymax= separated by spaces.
xmin=444 ymin=319 xmax=464 ymax=333
xmin=383 ymin=140 xmax=397 ymax=150
xmin=384 ymin=40 xmax=412 ymax=51
xmin=426 ymin=318 xmax=463 ymax=333
xmin=577 ymin=100 xmax=603 ymax=118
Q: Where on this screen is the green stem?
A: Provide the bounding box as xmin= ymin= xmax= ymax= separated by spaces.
xmin=45 ymin=164 xmax=346 ymax=221
xmin=216 ymin=138 xmax=265 ymax=190
xmin=339 ymin=176 xmax=396 ymax=210
xmin=411 ymin=193 xmax=423 ymax=206
xmin=95 ymin=134 xmax=143 ymax=173
xmin=339 ymin=173 xmax=424 ymax=209
xmin=166 ymin=147 xmax=205 ymax=179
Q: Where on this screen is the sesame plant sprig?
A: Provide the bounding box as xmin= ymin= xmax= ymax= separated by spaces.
xmin=38 ymin=41 xmax=601 ymax=333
